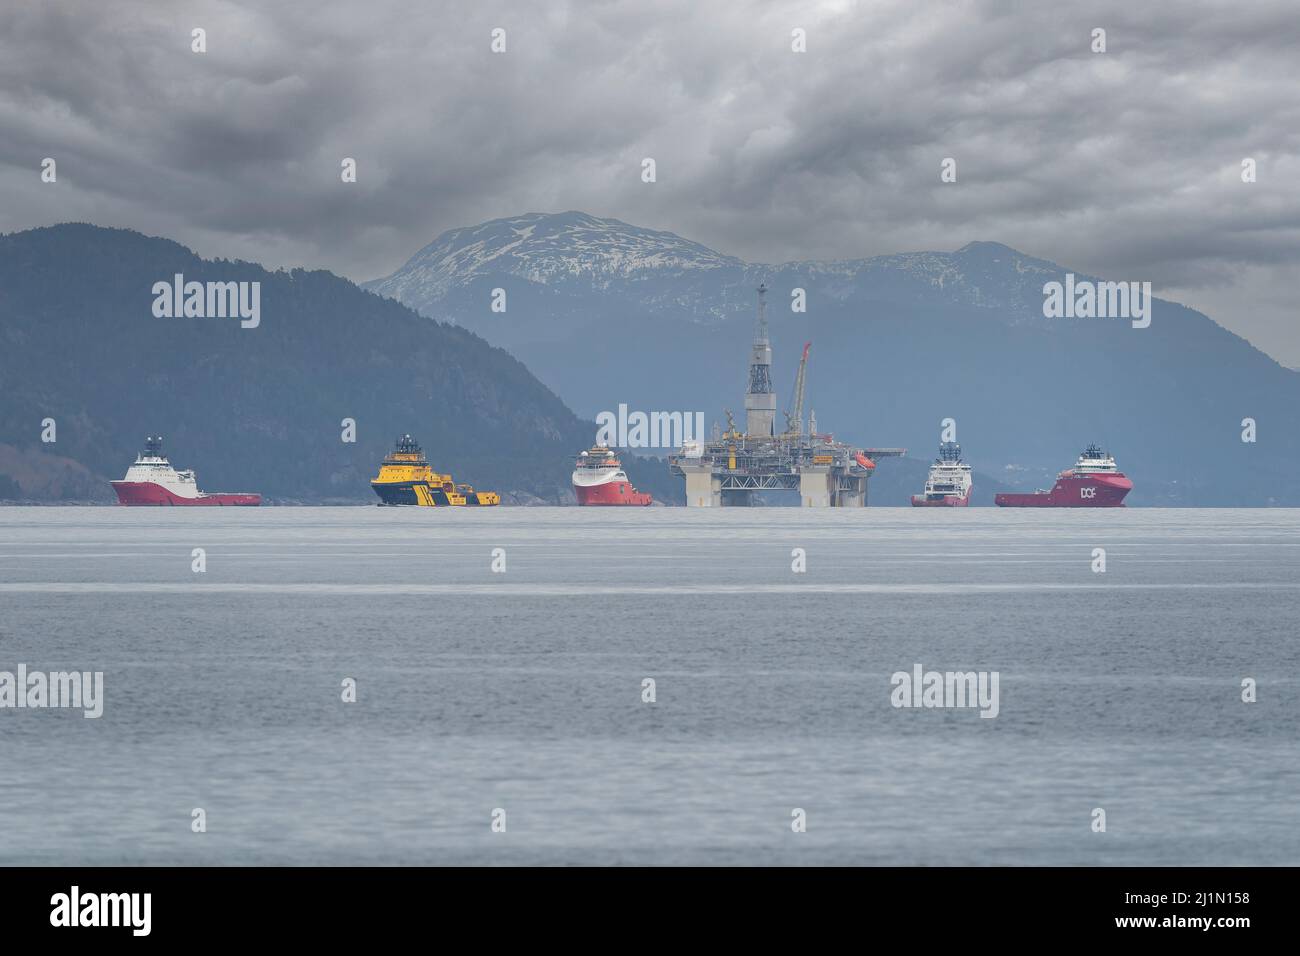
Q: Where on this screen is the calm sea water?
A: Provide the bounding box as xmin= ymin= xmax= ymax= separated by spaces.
xmin=1 ymin=506 xmax=1297 ymax=865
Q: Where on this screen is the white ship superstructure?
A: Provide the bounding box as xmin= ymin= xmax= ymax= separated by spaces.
xmin=120 ymin=442 xmax=201 ymax=498
xmin=911 ymin=441 xmax=972 ymax=507
xmin=1072 ymin=446 xmax=1121 ymax=475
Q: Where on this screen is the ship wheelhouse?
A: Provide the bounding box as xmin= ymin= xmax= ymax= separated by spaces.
xmin=1073 ymin=443 xmax=1120 ymax=474
xmin=577 ymin=446 xmax=621 ymax=468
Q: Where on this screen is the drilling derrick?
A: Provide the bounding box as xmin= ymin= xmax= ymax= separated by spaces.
xmin=744 ymin=283 xmax=776 ymax=438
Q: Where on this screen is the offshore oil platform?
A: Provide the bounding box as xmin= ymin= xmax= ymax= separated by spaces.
xmin=669 ymin=284 xmax=904 ymax=507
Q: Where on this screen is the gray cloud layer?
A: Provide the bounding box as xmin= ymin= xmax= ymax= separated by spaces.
xmin=2 ymin=0 xmax=1298 ymax=363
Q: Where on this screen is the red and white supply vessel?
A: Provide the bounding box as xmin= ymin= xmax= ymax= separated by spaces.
xmin=995 ymin=444 xmax=1132 ymax=508
xmin=911 ymin=441 xmax=972 ymax=507
xmin=111 ymin=436 xmax=261 ymax=506
xmin=572 ymin=445 xmax=652 ymax=506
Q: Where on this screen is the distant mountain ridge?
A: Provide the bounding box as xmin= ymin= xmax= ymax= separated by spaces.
xmin=368 ymin=213 xmax=1061 ymax=326
xmin=366 ymin=212 xmax=1300 ymax=505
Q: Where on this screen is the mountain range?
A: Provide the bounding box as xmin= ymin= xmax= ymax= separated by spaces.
xmin=367 ymin=211 xmax=1300 ymax=505
xmin=3 ymin=214 xmax=1295 ymax=506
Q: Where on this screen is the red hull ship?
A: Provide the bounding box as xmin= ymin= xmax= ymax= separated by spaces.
xmin=111 ymin=436 xmax=261 ymax=506
xmin=572 ymin=445 xmax=652 ymax=505
xmin=995 ymin=444 xmax=1131 ymax=508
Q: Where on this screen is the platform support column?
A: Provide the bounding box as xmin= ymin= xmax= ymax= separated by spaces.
xmin=797 ymin=466 xmax=832 ymax=507
xmin=682 ymin=463 xmax=721 ymax=507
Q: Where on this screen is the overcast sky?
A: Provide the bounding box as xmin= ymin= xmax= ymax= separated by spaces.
xmin=2 ymin=0 xmax=1298 ymax=364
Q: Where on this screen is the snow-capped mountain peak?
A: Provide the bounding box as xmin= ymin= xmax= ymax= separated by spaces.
xmin=367 ymin=211 xmax=743 ymax=301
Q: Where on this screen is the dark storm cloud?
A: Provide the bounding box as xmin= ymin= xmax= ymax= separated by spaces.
xmin=1 ymin=0 xmax=1298 ymax=363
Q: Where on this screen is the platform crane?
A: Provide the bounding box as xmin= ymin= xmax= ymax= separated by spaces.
xmin=783 ymin=342 xmax=812 ymax=438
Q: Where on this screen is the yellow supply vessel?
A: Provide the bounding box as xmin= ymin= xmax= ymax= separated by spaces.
xmin=371 ymin=435 xmax=500 ymax=506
